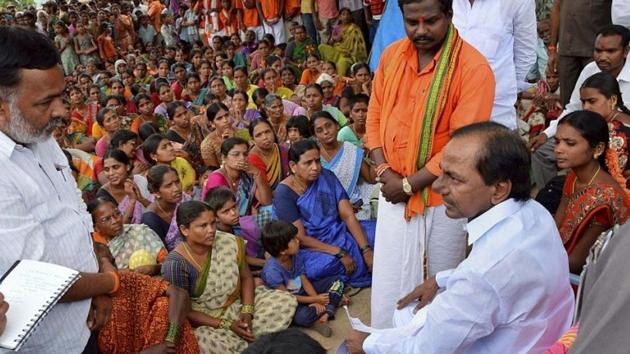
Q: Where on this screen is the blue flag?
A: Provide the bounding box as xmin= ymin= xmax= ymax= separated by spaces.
xmin=369 ymin=0 xmax=406 ymax=71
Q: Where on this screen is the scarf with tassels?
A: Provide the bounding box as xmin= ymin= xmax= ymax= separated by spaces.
xmin=416 ymin=24 xmax=462 ymax=209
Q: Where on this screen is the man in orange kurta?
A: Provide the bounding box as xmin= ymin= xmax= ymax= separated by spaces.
xmin=235 ymin=0 xmax=263 ymax=40
xmin=365 ymin=0 xmax=495 ymax=329
xmin=257 ymin=0 xmax=287 ymax=44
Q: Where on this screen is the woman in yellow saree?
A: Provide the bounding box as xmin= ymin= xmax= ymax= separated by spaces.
xmin=162 ymin=201 xmax=297 ymax=354
xmin=318 ymin=8 xmax=368 ymax=76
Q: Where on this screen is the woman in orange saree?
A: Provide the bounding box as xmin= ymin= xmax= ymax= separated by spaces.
xmin=97 ymin=269 xmax=200 ymax=354
xmin=554 ymin=111 xmax=630 ymax=275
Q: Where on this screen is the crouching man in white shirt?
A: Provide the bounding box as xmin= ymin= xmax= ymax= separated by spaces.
xmin=347 ymin=122 xmax=575 ymax=354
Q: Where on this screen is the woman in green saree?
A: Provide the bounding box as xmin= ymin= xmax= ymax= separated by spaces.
xmin=161 ymin=201 xmax=297 ymax=354
xmin=318 ymin=8 xmax=368 ymax=76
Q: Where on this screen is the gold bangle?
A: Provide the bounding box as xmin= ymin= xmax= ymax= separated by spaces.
xmin=240 ymin=304 xmax=255 ymax=315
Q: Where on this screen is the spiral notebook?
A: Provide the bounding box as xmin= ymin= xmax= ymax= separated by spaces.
xmin=0 ymin=260 xmax=80 ymax=351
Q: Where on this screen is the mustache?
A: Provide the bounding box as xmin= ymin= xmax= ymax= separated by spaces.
xmin=413 ymin=36 xmax=434 ymax=43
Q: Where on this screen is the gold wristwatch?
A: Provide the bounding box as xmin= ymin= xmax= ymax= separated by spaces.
xmin=402 ymin=178 xmax=413 ymax=196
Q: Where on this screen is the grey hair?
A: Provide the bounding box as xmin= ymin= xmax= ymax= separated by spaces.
xmin=264 ymin=94 xmax=282 ymax=107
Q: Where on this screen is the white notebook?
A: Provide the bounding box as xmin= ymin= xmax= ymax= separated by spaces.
xmin=0 ymin=260 xmax=80 ymax=351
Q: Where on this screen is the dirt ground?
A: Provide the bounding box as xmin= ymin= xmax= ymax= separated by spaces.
xmin=299 ymin=288 xmax=372 ymax=353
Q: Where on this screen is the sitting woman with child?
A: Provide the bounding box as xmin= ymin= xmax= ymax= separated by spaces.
xmin=273 ymin=139 xmax=374 ymax=288
xmin=554 ymin=110 xmax=630 ymax=274
xmin=89 ymin=197 xmax=167 ymax=276
xmin=202 ymin=138 xmax=273 ymax=255
xmin=161 ymin=201 xmax=297 ymax=354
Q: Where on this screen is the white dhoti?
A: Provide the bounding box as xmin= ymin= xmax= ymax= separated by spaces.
xmin=262 ymin=18 xmax=287 ymax=44
xmin=370 ymin=193 xmax=467 ymax=328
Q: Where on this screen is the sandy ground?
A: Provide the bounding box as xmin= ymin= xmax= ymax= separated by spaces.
xmin=299 ymin=288 xmax=372 ymax=353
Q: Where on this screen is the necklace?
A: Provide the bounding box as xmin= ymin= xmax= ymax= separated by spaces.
xmin=573 ymin=165 xmax=601 ymax=192
xmin=222 ymin=168 xmax=239 ymax=191
xmin=155 ymin=199 xmax=174 ymax=217
xmin=182 ymin=242 xmax=204 ymax=269
xmin=320 ymin=142 xmax=340 ymax=162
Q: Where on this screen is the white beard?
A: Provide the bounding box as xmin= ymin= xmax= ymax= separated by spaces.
xmin=2 ymin=97 xmax=59 ymax=144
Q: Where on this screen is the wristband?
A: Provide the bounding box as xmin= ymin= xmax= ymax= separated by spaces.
xmin=219 ymin=318 xmax=233 ymax=330
xmin=240 ymin=304 xmax=255 ymax=315
xmin=335 ymin=249 xmax=347 ymax=259
xmin=360 ymin=244 xmax=371 ymax=254
xmin=165 ymin=323 xmax=181 ymax=343
xmin=107 ymin=271 xmax=120 ymax=295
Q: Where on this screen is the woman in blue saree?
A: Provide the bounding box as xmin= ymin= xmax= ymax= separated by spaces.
xmin=273 ymin=139 xmax=374 ymax=288
xmin=312 ymin=111 xmax=378 ymax=221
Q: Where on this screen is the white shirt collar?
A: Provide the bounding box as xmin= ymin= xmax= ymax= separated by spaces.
xmin=618 ymin=59 xmax=630 ymax=82
xmin=0 ymin=129 xmax=17 ymax=159
xmin=465 ymin=198 xmax=523 ymax=246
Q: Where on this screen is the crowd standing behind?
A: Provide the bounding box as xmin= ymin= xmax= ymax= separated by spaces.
xmin=0 ymin=0 xmax=630 ymax=353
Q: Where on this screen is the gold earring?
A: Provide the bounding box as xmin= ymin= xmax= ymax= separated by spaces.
xmin=594 ymin=153 xmax=601 ymax=159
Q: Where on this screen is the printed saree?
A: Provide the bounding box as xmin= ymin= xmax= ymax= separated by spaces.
xmin=106 ymin=224 xmax=167 ymax=269
xmin=559 ymin=171 xmax=630 ymax=254
xmin=189 ymin=231 xmax=297 ymax=354
xmin=98 ymin=271 xmax=199 ymax=354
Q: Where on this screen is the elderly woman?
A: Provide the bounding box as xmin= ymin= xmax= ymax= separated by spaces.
xmin=88 ymin=197 xmax=166 ymax=276
xmin=273 ymin=139 xmax=374 ymax=287
xmin=263 ymin=94 xmax=289 ymax=142
xmin=161 ymin=201 xmax=296 ymax=354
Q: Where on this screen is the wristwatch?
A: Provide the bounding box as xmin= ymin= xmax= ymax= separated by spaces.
xmin=402 ymin=178 xmax=413 ymax=196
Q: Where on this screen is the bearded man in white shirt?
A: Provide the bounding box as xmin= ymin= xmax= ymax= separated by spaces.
xmin=347 ymin=122 xmax=574 ymax=354
xmin=452 ymin=0 xmax=537 ymax=129
xmin=0 ymin=27 xmax=123 ymax=354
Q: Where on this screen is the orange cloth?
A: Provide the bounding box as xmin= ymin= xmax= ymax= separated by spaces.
xmin=235 ymin=0 xmax=261 ymax=28
xmin=218 ymin=7 xmax=239 ymax=34
xmin=333 ymin=80 xmax=345 ymax=96
xmin=299 ymin=69 xmax=320 ymax=85
xmin=260 ymin=0 xmax=281 ymax=20
xmin=98 ymin=272 xmax=200 ymax=354
xmin=97 ymin=35 xmax=117 ymax=62
xmin=365 ymin=38 xmax=495 ymax=218
xmin=148 ymin=0 xmax=164 ymax=32
xmin=285 ymin=0 xmax=301 ymax=17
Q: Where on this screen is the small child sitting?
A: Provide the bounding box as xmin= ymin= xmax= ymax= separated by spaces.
xmin=261 ymin=220 xmax=345 ymax=337
xmin=204 ymin=187 xmax=266 ymax=272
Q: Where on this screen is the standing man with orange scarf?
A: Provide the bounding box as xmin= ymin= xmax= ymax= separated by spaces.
xmin=366 ymin=0 xmax=495 ymax=329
